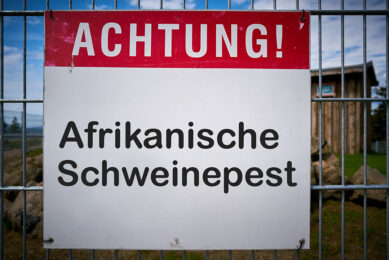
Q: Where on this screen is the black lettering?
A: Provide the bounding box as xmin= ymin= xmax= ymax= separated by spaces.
xmin=102 ymin=160 xmax=119 ymax=186
xmin=260 ymin=129 xmax=279 ymax=149
xmin=266 ymin=167 xmax=282 ymax=186
xmin=115 ymin=122 xmax=120 ymax=148
xmin=81 ymin=167 xmax=99 ymax=186
xmin=151 ymin=167 xmax=169 ymax=186
xmin=239 ymin=122 xmax=256 ymax=149
xmin=99 ymin=128 xmax=113 ymax=148
xmin=144 ymin=129 xmax=163 ymax=148
xmin=203 ymin=167 xmax=221 ymax=186
xmin=182 ymin=167 xmax=200 ymax=186
xmin=84 ymin=121 xmax=98 ymax=148
xmin=122 ymin=167 xmax=149 ymax=186
xmin=217 ymin=129 xmax=236 ymax=149
xmin=223 ymin=167 xmax=243 ymax=193
xmin=58 ymin=160 xmax=78 ymax=186
xmin=166 ymin=129 xmax=184 ymax=148
xmin=285 ymin=161 xmax=297 ymax=187
xmin=197 ymin=129 xmax=214 ymax=149
xmin=59 ymin=121 xmax=84 ymax=148
xmin=125 ymin=122 xmax=143 ymax=148
xmin=245 ymin=167 xmax=263 ymax=186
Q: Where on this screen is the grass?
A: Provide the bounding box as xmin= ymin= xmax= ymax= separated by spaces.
xmin=336 ymin=153 xmax=387 ymax=178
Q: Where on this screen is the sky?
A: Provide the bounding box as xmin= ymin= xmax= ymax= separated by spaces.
xmin=1 ymin=0 xmax=388 ymax=117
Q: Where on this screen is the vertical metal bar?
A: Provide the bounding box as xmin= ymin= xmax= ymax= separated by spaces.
xmin=363 ymin=1 xmax=367 ymax=260
xmin=273 ymin=250 xmax=277 ymax=260
xmin=228 ymin=0 xmax=231 ymax=10
xmin=273 ymin=0 xmax=276 ymax=10
xmin=137 ymin=250 xmax=140 ymax=260
xmin=386 ymin=1 xmax=389 ymax=259
xmin=0 ymin=0 xmax=3 ymax=258
xmin=160 ymin=250 xmax=163 ymax=260
xmin=206 ymin=250 xmax=209 ymax=260
xmin=92 ymin=0 xmax=95 ymax=9
xmin=160 ymin=0 xmax=163 ymax=9
xmin=46 ymin=0 xmax=49 ymax=9
xmin=183 ymin=250 xmax=186 ymax=260
xmin=69 ymin=0 xmax=72 ymax=9
xmin=296 ymin=0 xmax=299 ymax=10
xmin=115 ymin=250 xmax=118 ymax=260
xmin=115 ymin=0 xmax=118 ymax=9
xmin=251 ymin=0 xmax=253 ymax=10
xmin=228 ymin=250 xmax=231 ymax=260
xmin=297 ymin=249 xmax=300 ymax=260
xmin=92 ymin=250 xmax=95 ymax=260
xmin=205 ymin=0 xmax=208 ymax=9
xmin=318 ymin=0 xmax=323 ymax=259
xmin=183 ymin=0 xmax=185 ymax=9
xmin=46 ymin=249 xmax=50 ymax=260
xmin=22 ymin=0 xmax=27 ymax=258
xmin=340 ymin=1 xmax=345 ymax=260
xmin=69 ymin=250 xmax=72 ymax=260
xmin=251 ymin=250 xmax=254 ymax=260
xmin=137 ymin=0 xmax=140 ymax=10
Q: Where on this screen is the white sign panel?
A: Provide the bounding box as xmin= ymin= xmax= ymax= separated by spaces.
xmin=44 ymin=11 xmax=311 ymax=250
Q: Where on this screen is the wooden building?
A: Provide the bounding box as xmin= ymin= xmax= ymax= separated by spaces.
xmin=311 ymin=62 xmax=379 ymax=154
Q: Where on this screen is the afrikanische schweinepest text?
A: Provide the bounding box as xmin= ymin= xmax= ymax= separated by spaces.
xmin=57 ymin=121 xmax=298 ymax=193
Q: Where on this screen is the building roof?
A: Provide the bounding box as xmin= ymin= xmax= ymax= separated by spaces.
xmin=311 ymin=61 xmax=379 ymax=86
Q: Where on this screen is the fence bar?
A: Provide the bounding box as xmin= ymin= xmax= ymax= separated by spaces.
xmin=318 ymin=0 xmax=323 ymax=259
xmin=91 ymin=0 xmax=95 ymax=9
xmin=69 ymin=249 xmax=72 ymax=260
xmin=160 ymin=250 xmax=163 ymax=260
xmin=340 ymin=0 xmax=345 ymax=259
xmin=0 ymin=99 xmax=43 ymax=103
xmin=183 ymin=250 xmax=186 ymax=260
xmin=46 ymin=249 xmax=50 ymax=260
xmin=363 ymin=0 xmax=367 ymax=259
xmin=0 ymin=0 xmax=3 ymax=258
xmin=206 ymin=250 xmax=209 ymax=260
xmin=312 ymin=184 xmax=389 ymax=190
xmin=251 ymin=250 xmax=254 ymax=260
xmin=92 ymin=249 xmax=95 ymax=259
xmin=313 ymin=98 xmax=389 ymax=102
xmin=115 ymin=0 xmax=117 ymax=9
xmin=0 ymin=186 xmax=43 ymax=191
xmin=0 ymin=10 xmax=387 ymax=16
xmin=228 ymin=250 xmax=231 ymax=260
xmin=22 ymin=0 xmax=27 ymax=258
xmin=273 ymin=0 xmax=276 ymax=10
xmin=273 ymin=250 xmax=277 ymax=259
xmin=386 ymin=1 xmax=389 ymax=259
xmin=115 ymin=250 xmax=118 ymax=260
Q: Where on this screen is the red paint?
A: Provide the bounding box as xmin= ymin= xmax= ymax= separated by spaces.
xmin=45 ymin=11 xmax=309 ymax=69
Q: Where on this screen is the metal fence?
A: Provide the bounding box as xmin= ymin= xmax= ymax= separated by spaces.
xmin=0 ymin=0 xmax=388 ymax=259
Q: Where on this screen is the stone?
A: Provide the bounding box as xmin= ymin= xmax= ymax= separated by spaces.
xmin=5 ymin=181 xmax=43 ymax=238
xmin=350 ymin=166 xmax=386 ymax=207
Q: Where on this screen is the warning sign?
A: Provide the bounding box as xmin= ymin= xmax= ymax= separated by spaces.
xmin=44 ymin=11 xmax=310 ymax=250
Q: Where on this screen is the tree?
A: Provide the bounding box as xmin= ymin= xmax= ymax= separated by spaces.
xmin=371 ymin=87 xmax=386 ymax=142
xmin=8 ymin=116 xmax=21 ymax=133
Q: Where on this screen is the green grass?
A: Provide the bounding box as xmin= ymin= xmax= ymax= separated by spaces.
xmin=336 ymin=153 xmax=387 ymax=178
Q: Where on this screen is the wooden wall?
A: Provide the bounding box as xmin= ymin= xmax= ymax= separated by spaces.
xmin=311 ymin=73 xmax=371 ymax=154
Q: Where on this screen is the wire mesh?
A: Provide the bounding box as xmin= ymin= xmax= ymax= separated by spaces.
xmin=0 ymin=0 xmax=387 ymax=259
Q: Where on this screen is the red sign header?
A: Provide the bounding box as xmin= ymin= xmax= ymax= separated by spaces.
xmin=45 ymin=11 xmax=309 ymax=69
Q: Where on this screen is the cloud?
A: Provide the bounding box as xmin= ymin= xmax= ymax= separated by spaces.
xmin=27 ymin=17 xmax=41 ymax=25
xmin=88 ymin=4 xmax=110 ymax=10
xmin=128 ymin=0 xmax=196 ymax=9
